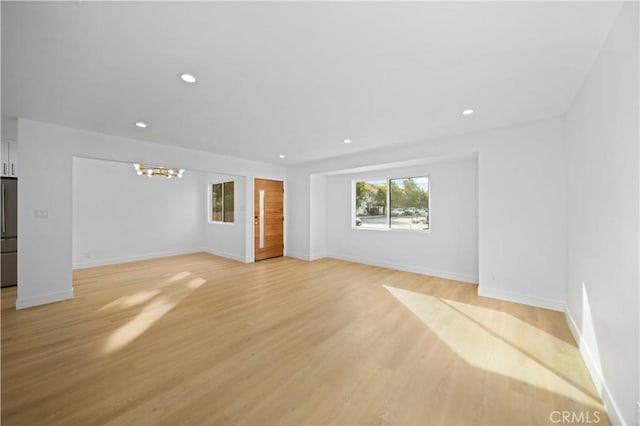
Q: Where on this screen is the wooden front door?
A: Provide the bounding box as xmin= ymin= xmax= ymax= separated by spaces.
xmin=254 ymin=178 xmax=284 ymax=261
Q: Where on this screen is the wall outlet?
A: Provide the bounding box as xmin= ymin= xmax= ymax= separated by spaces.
xmin=34 ymin=209 xmax=48 ymax=219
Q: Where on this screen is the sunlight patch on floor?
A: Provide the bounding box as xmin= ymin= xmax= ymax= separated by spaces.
xmin=187 ymin=277 xmax=206 ymax=289
xmin=383 ymin=285 xmax=601 ymax=409
xmin=169 ymin=271 xmax=191 ymax=282
xmin=441 ymin=298 xmax=589 ymax=386
xmin=99 ymin=290 xmax=161 ymax=311
xmin=103 ymin=273 xmax=206 ymax=354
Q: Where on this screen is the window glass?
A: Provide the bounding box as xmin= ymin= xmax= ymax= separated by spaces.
xmin=389 ymin=177 xmax=429 ymax=231
xmin=223 ymin=181 xmax=234 ymax=223
xmin=355 ymin=179 xmax=388 ymax=229
xmin=212 ymin=183 xmax=223 ymax=222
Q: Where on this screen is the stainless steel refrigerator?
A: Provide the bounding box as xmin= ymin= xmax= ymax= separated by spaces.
xmin=1 ymin=177 xmax=17 ymax=287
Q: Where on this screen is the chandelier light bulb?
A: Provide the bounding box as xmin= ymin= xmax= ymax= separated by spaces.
xmin=133 ymin=163 xmax=185 ymax=179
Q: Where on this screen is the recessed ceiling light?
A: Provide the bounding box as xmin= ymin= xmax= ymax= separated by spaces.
xmin=135 ymin=122 xmax=147 ymax=128
xmin=279 ymin=154 xmax=286 ymax=159
xmin=462 ymin=109 xmax=474 ymax=116
xmin=180 ymin=73 xmax=196 ymax=83
xmin=344 ymin=139 xmax=352 ymax=144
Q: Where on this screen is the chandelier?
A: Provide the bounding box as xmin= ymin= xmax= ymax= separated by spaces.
xmin=134 ymin=163 xmax=185 ymax=179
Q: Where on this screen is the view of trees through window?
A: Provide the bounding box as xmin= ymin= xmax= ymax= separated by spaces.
xmin=355 ymin=177 xmax=429 ymax=231
xmin=212 ymin=181 xmax=234 ymax=223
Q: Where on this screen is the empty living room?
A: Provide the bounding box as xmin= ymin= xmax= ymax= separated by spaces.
xmin=1 ymin=1 xmax=638 ymax=425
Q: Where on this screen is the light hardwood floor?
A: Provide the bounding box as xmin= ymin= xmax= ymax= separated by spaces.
xmin=1 ymin=254 xmax=607 ymax=425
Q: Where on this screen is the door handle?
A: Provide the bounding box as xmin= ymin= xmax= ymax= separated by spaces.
xmin=1 ymin=183 xmax=5 ymax=234
xmin=2 ymin=163 xmax=6 ymax=175
xmin=11 ymin=164 xmax=15 ymax=176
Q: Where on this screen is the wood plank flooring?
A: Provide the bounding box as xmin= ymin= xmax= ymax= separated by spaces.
xmin=1 ymin=254 xmax=607 ymax=425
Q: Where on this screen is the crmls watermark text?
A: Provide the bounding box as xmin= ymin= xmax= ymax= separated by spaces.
xmin=549 ymin=411 xmax=601 ymax=424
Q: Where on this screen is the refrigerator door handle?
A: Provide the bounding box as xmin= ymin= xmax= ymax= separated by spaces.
xmin=1 ymin=183 xmax=5 ymax=234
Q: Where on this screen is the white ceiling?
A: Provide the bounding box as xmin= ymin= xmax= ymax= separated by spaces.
xmin=1 ymin=1 xmax=622 ymax=164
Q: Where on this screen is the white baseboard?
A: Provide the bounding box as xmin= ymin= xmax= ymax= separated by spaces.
xmin=477 ymin=286 xmax=565 ymax=311
xmin=16 ymin=289 xmax=74 ymax=310
xmin=202 ymin=247 xmax=245 ymax=263
xmin=565 ymin=309 xmax=627 ymax=426
xmin=328 ymin=253 xmax=478 ymax=284
xmin=72 ymin=248 xmax=201 ymax=269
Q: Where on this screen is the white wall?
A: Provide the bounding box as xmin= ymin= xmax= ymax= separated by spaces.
xmin=284 ymin=168 xmax=311 ymax=260
xmin=325 ymin=156 xmax=479 ymax=283
xmin=73 ymin=160 xmax=250 ymax=270
xmin=309 ymin=174 xmax=328 ymax=260
xmin=72 ymin=158 xmax=204 ymax=268
xmin=565 ymin=3 xmax=639 ymax=425
xmin=478 ymin=124 xmax=567 ymax=310
xmin=203 ymin=173 xmax=247 ymax=263
xmin=18 ymin=119 xmax=284 ymax=309
xmin=287 ymin=118 xmax=568 ymax=311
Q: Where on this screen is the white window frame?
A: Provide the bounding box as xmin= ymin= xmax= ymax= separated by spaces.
xmin=209 ymin=180 xmax=236 ymax=225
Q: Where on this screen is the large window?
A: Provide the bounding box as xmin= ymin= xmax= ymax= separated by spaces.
xmin=355 ymin=176 xmax=429 ymax=231
xmin=212 ymin=181 xmax=234 ymax=223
